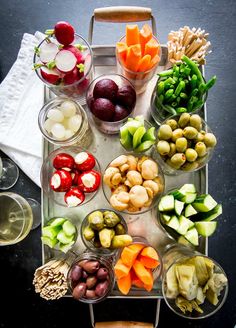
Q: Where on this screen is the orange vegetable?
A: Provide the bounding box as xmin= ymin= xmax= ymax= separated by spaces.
xmin=149 ymin=54 xmax=160 ymax=69
xmin=139 ymin=24 xmax=152 ymax=55
xmin=144 ymin=38 xmax=159 ymax=59
xmin=114 ymin=259 xmax=131 ymax=279
xmin=133 ymin=260 xmax=153 ymax=286
xmin=117 ymin=271 xmax=132 ymax=295
xmin=126 ymin=24 xmax=140 ymax=46
xmin=141 ymin=246 xmax=159 ymax=261
xmin=128 ymin=243 xmax=145 ymax=253
xmin=116 ymin=42 xmax=128 ymax=64
xmin=143 ymin=269 xmax=154 ymax=291
xmin=121 ymin=244 xmax=142 ymax=267
xmin=130 ymin=269 xmax=144 ymax=288
xmin=139 ymin=255 xmax=160 ymax=269
xmin=125 ymin=44 xmax=142 ymax=72
xmin=137 ymin=54 xmax=151 ymax=72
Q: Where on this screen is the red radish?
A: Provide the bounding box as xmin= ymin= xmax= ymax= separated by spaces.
xmin=64 ymin=45 xmax=84 ymax=64
xmin=53 ymin=153 xmax=75 ymax=171
xmin=50 ymin=169 xmax=72 ymax=192
xmin=71 ymin=169 xmax=80 ymax=185
xmin=77 ymin=170 xmax=101 ymax=193
xmin=54 ymin=21 xmax=75 ymax=46
xmin=64 ymin=187 xmax=85 ymax=207
xmin=64 ymin=67 xmax=81 ymax=85
xmin=55 ymin=50 xmax=77 ymax=73
xmin=39 ymin=42 xmax=59 ymax=63
xmin=40 ymin=67 xmax=61 ymax=84
xmin=74 ymin=152 xmax=95 ymax=171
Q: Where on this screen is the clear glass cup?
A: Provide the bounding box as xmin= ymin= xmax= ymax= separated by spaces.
xmin=0 ymin=157 xmax=19 ymax=190
xmin=67 ymin=252 xmax=115 ymax=303
xmin=102 ymin=153 xmax=165 ymax=215
xmin=0 ymin=192 xmax=33 ymax=245
xmin=162 ymin=244 xmax=228 ymax=319
xmin=152 ymin=114 xmax=215 ymax=176
xmin=150 ymin=76 xmax=208 ymax=125
xmin=86 ymin=73 xmax=136 ymax=134
xmin=116 ymin=35 xmax=161 ymax=95
xmin=40 ymin=146 xmax=101 ymax=208
xmin=80 ymin=209 xmax=128 ymax=256
xmin=38 ymin=96 xmax=93 ymax=148
xmin=33 ymin=33 xmax=93 ymax=104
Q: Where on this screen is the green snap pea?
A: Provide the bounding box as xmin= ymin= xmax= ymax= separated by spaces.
xmin=158 ymin=69 xmax=173 ymax=77
xmin=176 ymin=107 xmax=187 ymax=113
xmin=165 ymin=89 xmax=174 ymax=100
xmin=182 ymin=55 xmax=204 ymax=84
xmin=157 ymin=81 xmax=165 ymax=95
xmin=190 ymin=88 xmax=199 ymax=97
xmin=190 ymin=75 xmax=198 ymax=89
xmin=175 ymin=81 xmax=185 ymax=96
xmin=204 ymin=76 xmax=217 ymax=91
xmin=180 ymin=92 xmax=188 ymax=99
xmin=173 ymin=66 xmax=180 ymax=77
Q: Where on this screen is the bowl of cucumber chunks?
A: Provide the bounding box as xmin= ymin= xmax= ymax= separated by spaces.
xmin=41 ymin=217 xmax=77 ymax=253
xmin=158 ymin=184 xmax=222 ymax=246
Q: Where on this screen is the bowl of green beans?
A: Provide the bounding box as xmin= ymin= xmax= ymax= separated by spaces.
xmin=150 ymin=55 xmax=216 ymax=125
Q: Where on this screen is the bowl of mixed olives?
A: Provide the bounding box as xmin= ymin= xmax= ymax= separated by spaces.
xmin=154 ymin=113 xmax=217 ymax=175
xmin=81 ymin=209 xmax=132 ymax=255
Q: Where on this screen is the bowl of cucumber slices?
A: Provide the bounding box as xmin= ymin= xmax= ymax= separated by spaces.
xmin=157 ymin=183 xmax=222 ymax=247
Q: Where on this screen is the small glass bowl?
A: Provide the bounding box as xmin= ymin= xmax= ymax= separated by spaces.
xmin=67 ymin=252 xmax=115 ymax=303
xmin=80 ymin=209 xmax=128 ymax=256
xmin=86 ymin=73 xmax=136 ymax=134
xmin=102 ymin=153 xmax=165 ymax=215
xmin=40 ymin=146 xmax=101 ymax=207
xmin=116 ymin=35 xmax=162 ymax=95
xmin=38 ymin=97 xmax=93 ymax=148
xmin=152 ymin=114 xmax=215 ymax=176
xmin=150 ymin=76 xmax=208 ymax=125
xmin=162 ymin=245 xmax=228 ymax=319
xmin=33 ymin=33 xmax=93 ymax=103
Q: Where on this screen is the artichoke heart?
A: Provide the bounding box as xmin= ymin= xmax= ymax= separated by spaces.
xmin=175 ymin=296 xmax=193 ymax=314
xmin=186 ymin=256 xmax=210 ymax=286
xmin=196 ymin=286 xmax=205 ymax=305
xmin=175 ymin=264 xmax=198 ymax=300
xmin=166 ymin=264 xmax=179 ymax=299
xmin=203 ymin=273 xmax=228 ymax=306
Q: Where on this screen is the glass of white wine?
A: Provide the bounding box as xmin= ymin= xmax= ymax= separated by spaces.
xmin=0 ymin=192 xmax=40 ymax=245
xmin=0 ymin=157 xmax=19 ymax=190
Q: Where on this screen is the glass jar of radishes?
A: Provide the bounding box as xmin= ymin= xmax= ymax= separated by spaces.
xmin=38 ymin=97 xmax=93 ymax=148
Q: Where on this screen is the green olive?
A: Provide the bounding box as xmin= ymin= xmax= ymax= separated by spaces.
xmin=168 ymin=142 xmax=176 ymax=157
xmin=176 ymin=137 xmax=187 ymax=152
xmin=158 ymin=124 xmax=173 ymax=140
xmin=203 ymin=133 xmax=217 ymax=147
xmin=157 ymin=140 xmax=170 ymax=156
xmin=178 ymin=113 xmax=190 ymax=128
xmin=195 ymin=142 xmax=207 ymax=157
xmin=166 ymin=158 xmax=181 ymax=169
xmin=196 ymin=132 xmax=205 ymax=142
xmin=170 ymin=153 xmax=186 ymax=167
xmin=185 ymin=148 xmax=198 ymax=162
xmin=200 ymin=130 xmax=206 ymax=135
xmin=172 ymin=128 xmax=183 ymax=142
xmin=189 ymin=114 xmax=202 ymax=131
xmin=166 ymin=119 xmax=178 ymax=130
xmin=183 ymin=126 xmax=198 ymax=139
xmin=181 ymin=161 xmax=199 ymax=171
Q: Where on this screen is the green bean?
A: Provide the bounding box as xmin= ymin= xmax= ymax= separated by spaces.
xmin=173 ymin=66 xmax=180 ymax=77
xmin=164 ymin=104 xmax=177 ymax=115
xmin=183 ymin=67 xmax=191 ymax=76
xmin=168 ymin=94 xmax=177 ymax=102
xmin=199 ymin=83 xmax=206 ymax=93
xmin=175 ymin=81 xmax=185 ymax=96
xmin=158 ymin=69 xmax=173 ymax=77
xmin=157 ymin=81 xmax=165 ymax=95
xmin=190 ymin=74 xmax=198 ymax=89
xmin=204 ymin=76 xmax=217 ymax=91
xmin=159 ymin=94 xmax=164 ymax=103
xmin=176 ymin=96 xmax=181 ymax=103
xmin=180 ymin=92 xmax=188 ymax=99
xmin=187 ymin=96 xmax=198 ymax=112
xmin=190 ymin=88 xmax=199 ymax=97
xmin=171 ymin=102 xmax=177 ymax=107
xmin=182 ymin=55 xmax=204 ymax=84
xmin=176 ymin=107 xmax=187 ymax=113
xmin=165 ymin=89 xmax=174 ymax=100
xmin=191 ymin=99 xmax=204 ymax=111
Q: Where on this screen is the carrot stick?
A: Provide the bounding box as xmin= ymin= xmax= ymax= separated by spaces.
xmin=144 ymin=38 xmax=159 ymax=58
xmin=139 ymin=24 xmax=152 ymax=55
xmin=148 ymin=54 xmax=160 ymax=69
xmin=116 ymin=42 xmax=128 ymax=64
xmin=126 ymin=24 xmax=140 ymax=46
xmin=137 ymin=54 xmax=151 ymax=72
xmin=125 ymin=44 xmax=142 ymax=72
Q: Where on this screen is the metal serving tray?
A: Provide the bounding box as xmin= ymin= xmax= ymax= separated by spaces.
xmin=41 ymin=44 xmax=208 ymax=300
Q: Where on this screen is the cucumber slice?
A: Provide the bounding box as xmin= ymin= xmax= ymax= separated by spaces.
xmin=142 ymin=127 xmax=156 ymax=142
xmin=166 ymin=215 xmax=179 ymax=230
xmin=185 ymin=204 xmax=198 ymax=217
xmin=181 ymin=192 xmax=197 ymax=204
xmin=63 ymin=220 xmax=76 ymax=237
xmin=184 ymin=227 xmax=199 ymax=246
xmin=198 ymin=204 xmax=222 ymax=221
xmin=42 ymin=226 xmax=60 ymax=239
xmin=177 ymin=215 xmax=194 ymax=235
xmin=125 ymin=120 xmax=143 ymax=135
xmin=161 ymin=213 xmax=172 ymax=223
xmin=57 ymin=231 xmax=74 ymax=244
xmin=195 ymin=221 xmax=217 ymax=237
xmin=170 ymin=190 xmax=185 ymax=200
xmin=179 ymin=184 xmax=196 ymax=194
xmin=192 ymin=194 xmax=218 ymax=212
xmin=159 ymin=195 xmax=175 ymax=211
xmin=50 ymin=217 xmax=66 ymax=227
xmin=174 ymin=199 xmax=185 ymax=216
xmin=135 ymin=140 xmax=155 ymax=152
xmin=41 ymin=236 xmax=58 ymax=248
xmin=133 ymin=126 xmax=146 ymax=149
xmin=178 ymin=235 xmax=193 ymax=247
xmin=59 ymin=241 xmax=74 ymax=253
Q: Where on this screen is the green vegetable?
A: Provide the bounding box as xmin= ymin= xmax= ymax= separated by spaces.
xmin=63 ymin=220 xmax=76 ymax=236
xmin=195 ymin=221 xmax=217 ymax=237
xmin=158 ymin=69 xmax=173 ymax=77
xmin=133 ymin=126 xmax=146 ymax=149
xmin=192 ymin=195 xmax=218 ymax=212
xmin=175 ymin=81 xmax=185 ymax=96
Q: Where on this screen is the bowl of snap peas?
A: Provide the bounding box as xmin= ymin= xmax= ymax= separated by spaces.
xmin=150 ymin=55 xmax=216 ymax=125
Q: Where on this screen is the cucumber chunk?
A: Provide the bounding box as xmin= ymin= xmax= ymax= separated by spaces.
xmin=177 ymin=215 xmax=194 ymax=235
xmin=166 ymin=215 xmax=179 ymax=230
xmin=59 ymin=241 xmax=74 ymax=253
xmin=159 ymin=195 xmax=175 ymax=211
xmin=41 ymin=236 xmax=58 ymax=248
xmin=57 ymin=231 xmax=74 ymax=244
xmin=198 ymin=204 xmax=222 ymax=221
xmin=142 ymin=127 xmax=156 ymax=142
xmin=42 ymin=226 xmax=60 ymax=239
xmin=175 ymin=199 xmax=185 ymax=216
xmin=178 ymin=235 xmax=193 ymax=247
xmin=184 ymin=227 xmax=199 ymax=246
xmin=170 ymin=190 xmax=185 ymax=200
xmin=50 ymin=217 xmax=66 ymax=227
xmin=185 ymin=204 xmax=198 ymax=217
xmin=181 ymin=192 xmax=197 ymax=204
xmin=179 ymin=184 xmax=196 ymax=194
xmin=135 ymin=140 xmax=155 ymax=152
xmin=195 ymin=221 xmax=217 ymax=237
xmin=193 ymin=194 xmax=218 ymax=212
xmin=62 ymin=220 xmax=76 ymax=237
xmin=161 ymin=213 xmax=172 ymax=223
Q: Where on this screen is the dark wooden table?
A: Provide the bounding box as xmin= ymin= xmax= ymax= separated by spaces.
xmin=0 ymin=1 xmax=235 ymax=327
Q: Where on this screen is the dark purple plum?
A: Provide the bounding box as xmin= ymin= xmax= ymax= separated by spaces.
xmin=92 ymin=98 xmax=115 ymax=121
xmin=117 ymin=85 xmax=136 ymax=110
xmin=113 ymin=105 xmax=129 ymax=121
xmin=93 ymin=79 xmax=118 ymax=102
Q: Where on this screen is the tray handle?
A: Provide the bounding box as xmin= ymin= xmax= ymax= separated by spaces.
xmin=89 ymin=6 xmax=156 ymax=44
xmin=95 ymin=322 xmax=153 ymax=328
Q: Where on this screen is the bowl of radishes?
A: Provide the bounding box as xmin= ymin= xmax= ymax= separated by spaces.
xmin=33 ymin=21 xmax=93 ymax=103
xmin=40 ymin=147 xmax=101 ymax=207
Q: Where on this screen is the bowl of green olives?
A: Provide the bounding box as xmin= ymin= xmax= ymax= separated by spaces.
xmin=81 ymin=209 xmax=132 ymax=256
xmin=153 ymin=113 xmax=217 ymax=175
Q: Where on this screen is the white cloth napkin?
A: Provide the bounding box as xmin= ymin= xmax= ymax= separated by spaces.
xmin=0 ymin=32 xmax=45 ymax=187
